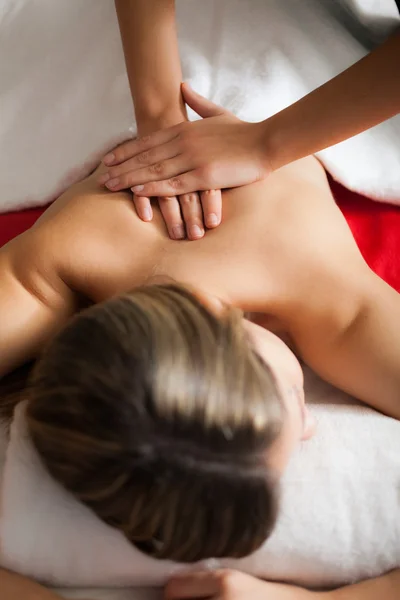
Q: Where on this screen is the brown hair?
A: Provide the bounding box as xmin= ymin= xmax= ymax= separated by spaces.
xmin=22 ymin=284 xmax=283 ymax=562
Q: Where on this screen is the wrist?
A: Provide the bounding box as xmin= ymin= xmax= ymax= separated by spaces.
xmin=137 ymin=111 xmax=187 ymax=137
xmin=257 ymin=114 xmax=290 ymax=173
xmin=259 ymin=101 xmax=318 ymax=172
xmin=136 ymin=106 xmax=187 ymax=137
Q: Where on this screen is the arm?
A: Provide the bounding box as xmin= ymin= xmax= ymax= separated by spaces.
xmin=290 ymin=270 xmax=400 ymax=420
xmin=0 ymin=568 xmax=63 ymax=600
xmin=0 ymin=568 xmax=98 ymax=600
xmin=165 ymin=568 xmax=400 ymax=599
xmin=0 ymin=234 xmax=75 ymax=379
xmin=102 ymin=30 xmax=400 ymax=196
xmin=267 ymin=30 xmax=400 ymax=169
xmin=109 ymin=1 xmax=222 ymax=238
xmin=330 ymin=569 xmax=400 ymax=600
xmin=114 ymin=0 xmax=186 ymax=130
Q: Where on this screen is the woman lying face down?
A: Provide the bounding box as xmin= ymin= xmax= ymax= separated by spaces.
xmin=25 ymin=282 xmax=314 ymax=564
xmin=2 ymin=156 xmax=400 ymax=572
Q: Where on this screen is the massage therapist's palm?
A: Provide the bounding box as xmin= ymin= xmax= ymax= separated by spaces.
xmin=101 ymin=84 xmax=270 ymax=198
xmin=101 ymin=108 xmax=223 ymax=240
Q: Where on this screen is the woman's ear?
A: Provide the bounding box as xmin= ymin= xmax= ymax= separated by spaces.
xmin=190 ymin=288 xmax=227 ymax=316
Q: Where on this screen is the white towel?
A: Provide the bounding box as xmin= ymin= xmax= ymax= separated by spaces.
xmin=0 ymin=0 xmax=400 ymax=214
xmin=1 ymin=368 xmax=400 ymax=600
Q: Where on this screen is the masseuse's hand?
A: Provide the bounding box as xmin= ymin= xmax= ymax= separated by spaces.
xmin=101 ymin=83 xmax=271 ymax=198
xmin=100 ymin=112 xmax=222 ymax=241
xmin=165 ymin=570 xmax=317 ymax=600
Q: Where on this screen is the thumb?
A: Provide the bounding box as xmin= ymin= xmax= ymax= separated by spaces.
xmin=181 ymin=82 xmax=228 ymax=118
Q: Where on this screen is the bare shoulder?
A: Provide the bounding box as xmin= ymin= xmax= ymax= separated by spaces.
xmin=266 ymin=166 xmax=400 ymax=408
xmin=1 ymin=227 xmax=72 ymax=311
xmin=275 ymin=190 xmax=373 ymax=345
xmin=235 ymin=158 xmax=371 ymax=315
xmin=29 ymin=167 xmax=165 ymax=302
xmin=33 ymin=165 xmax=139 ymax=243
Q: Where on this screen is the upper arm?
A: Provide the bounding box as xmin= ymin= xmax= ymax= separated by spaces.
xmin=0 ymin=234 xmax=75 ymax=379
xmin=271 ymin=187 xmax=400 ymax=418
xmin=290 ymin=271 xmax=400 ymax=419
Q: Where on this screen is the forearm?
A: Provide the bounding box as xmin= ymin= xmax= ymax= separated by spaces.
xmin=329 ymin=569 xmax=400 ymax=600
xmin=266 ymin=31 xmax=400 ymax=169
xmin=0 ymin=568 xmax=62 ymax=600
xmin=296 ymin=273 xmax=400 ymax=419
xmin=115 ymin=0 xmax=185 ymax=125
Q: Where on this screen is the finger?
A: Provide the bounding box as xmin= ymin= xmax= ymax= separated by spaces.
xmin=165 ymin=572 xmax=220 ymax=599
xmin=200 ymin=190 xmax=222 ymax=229
xmin=158 ymin=196 xmax=186 ymax=240
xmin=104 ymin=155 xmax=192 ymax=192
xmin=99 ymin=139 xmax=181 ymax=184
xmin=181 ymin=82 xmax=229 ymax=118
xmin=103 ymin=126 xmax=181 ymax=167
xmin=179 ymin=193 xmax=205 ymax=241
xmin=133 ymin=195 xmax=153 ymax=222
xmin=132 ymin=172 xmax=202 ymax=198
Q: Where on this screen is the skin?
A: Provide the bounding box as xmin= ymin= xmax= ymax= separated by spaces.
xmin=4 ymin=156 xmax=400 ymax=414
xmin=164 ymin=568 xmax=400 ymax=600
xmin=1 ymin=158 xmax=400 ymax=599
xmin=113 ymin=0 xmax=222 ymax=239
xmin=102 ymin=28 xmax=400 ymax=197
xmin=244 ymin=320 xmax=316 ymax=471
xmin=1 ymin=158 xmax=400 ymax=598
xmin=198 ymin=295 xmax=314 ymax=473
xmin=3 ymin=3 xmax=399 ymax=599
xmin=0 ymin=568 xmax=62 ymax=600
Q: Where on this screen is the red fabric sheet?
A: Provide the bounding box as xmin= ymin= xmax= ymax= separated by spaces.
xmin=1 ymin=181 xmax=400 ymax=292
xmin=329 ymin=179 xmax=400 ymax=293
xmin=0 ymin=207 xmax=44 ymax=247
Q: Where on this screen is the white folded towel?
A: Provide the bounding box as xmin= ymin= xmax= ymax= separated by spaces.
xmin=0 ymin=0 xmax=400 ymax=214
xmin=1 ymin=368 xmax=399 ymax=599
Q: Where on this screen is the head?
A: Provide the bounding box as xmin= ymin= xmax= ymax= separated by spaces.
xmin=25 ymin=283 xmax=313 ymax=563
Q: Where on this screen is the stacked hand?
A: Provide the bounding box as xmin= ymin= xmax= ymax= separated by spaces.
xmin=100 ymin=84 xmax=272 ymax=236
xmin=100 ymin=98 xmax=223 ymax=241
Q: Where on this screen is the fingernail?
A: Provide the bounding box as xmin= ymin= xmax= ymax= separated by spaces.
xmin=106 ymin=178 xmax=120 ymax=189
xmin=172 ymin=225 xmax=185 ymax=240
xmin=98 ymin=173 xmax=110 ymax=184
xmin=206 ymin=213 xmax=219 ymax=227
xmin=142 ymin=207 xmax=153 ymax=221
xmin=103 ymin=153 xmax=115 ymax=166
xmin=190 ymin=225 xmax=204 ymax=239
xmin=132 ymin=185 xmax=144 ymax=192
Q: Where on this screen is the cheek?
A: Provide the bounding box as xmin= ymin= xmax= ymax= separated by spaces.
xmin=243 ymin=321 xmax=303 ymax=388
xmin=267 ymin=411 xmax=303 ymax=472
xmin=287 ymin=353 xmax=304 ymax=388
xmin=301 ymin=407 xmax=316 ymax=441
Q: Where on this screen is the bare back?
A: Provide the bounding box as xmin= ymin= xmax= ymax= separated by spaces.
xmin=31 ymin=157 xmax=367 ymax=318
xmin=4 ymin=156 xmax=400 ymax=418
